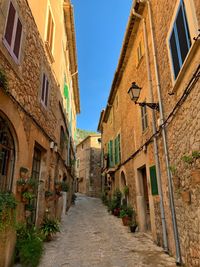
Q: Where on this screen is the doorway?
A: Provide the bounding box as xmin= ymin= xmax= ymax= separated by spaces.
xmin=138 ymin=166 xmax=151 ymax=232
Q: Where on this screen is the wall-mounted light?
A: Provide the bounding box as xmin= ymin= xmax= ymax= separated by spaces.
xmin=128 ymin=82 xmax=159 ymax=111
xmin=50 ymin=141 xmax=54 ymax=149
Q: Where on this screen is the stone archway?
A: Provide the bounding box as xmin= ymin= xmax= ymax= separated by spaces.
xmin=121 ymin=171 xmax=126 ymax=187
xmin=120 ymin=171 xmax=128 ymax=205
xmin=0 ymin=111 xmax=16 ymax=192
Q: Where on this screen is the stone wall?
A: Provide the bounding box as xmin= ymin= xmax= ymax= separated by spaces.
xmin=0 ymin=0 xmax=73 ymax=265
xmin=151 ymin=0 xmax=200 ymax=265
xmin=100 ymin=1 xmax=200 ymax=265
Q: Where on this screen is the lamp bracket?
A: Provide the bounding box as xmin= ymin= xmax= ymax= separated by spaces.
xmin=136 ymin=102 xmax=159 ymax=111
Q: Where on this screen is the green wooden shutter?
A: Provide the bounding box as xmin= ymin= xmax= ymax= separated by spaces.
xmin=150 ymin=165 xmax=158 ymax=195
xmin=108 ymin=142 xmax=111 ymax=167
xmin=110 ymin=140 xmax=114 ymax=167
xmin=118 ymin=134 xmax=121 ymax=163
xmin=114 ymin=137 xmax=117 ymax=165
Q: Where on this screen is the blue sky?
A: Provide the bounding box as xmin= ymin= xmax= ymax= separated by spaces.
xmin=72 ymin=0 xmax=132 ymax=132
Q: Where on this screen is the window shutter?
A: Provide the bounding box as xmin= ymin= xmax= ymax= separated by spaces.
xmin=5 ymin=2 xmax=16 ymax=46
xmin=150 ymin=165 xmax=158 ymax=195
xmin=114 ymin=137 xmax=117 ymax=165
xmin=13 ymin=19 xmax=22 ymax=58
xmin=118 ymin=134 xmax=121 ymax=163
xmin=107 ymin=142 xmax=110 ymax=167
xmin=110 ymin=140 xmax=113 ymax=167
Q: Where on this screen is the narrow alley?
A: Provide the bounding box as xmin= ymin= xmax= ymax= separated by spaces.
xmin=39 ymin=194 xmax=176 ymax=267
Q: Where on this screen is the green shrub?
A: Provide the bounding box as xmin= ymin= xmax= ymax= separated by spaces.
xmin=0 ymin=192 xmax=17 ymax=231
xmin=120 ymin=205 xmax=134 ymax=218
xmin=40 ymin=218 xmax=60 ymax=240
xmin=15 ymin=224 xmax=43 ymax=267
xmin=22 ymin=192 xmax=35 ymax=200
xmin=61 ymin=181 xmax=69 ymax=192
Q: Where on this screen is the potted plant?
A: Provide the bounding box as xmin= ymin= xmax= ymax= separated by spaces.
xmin=40 ymin=217 xmax=60 ymax=241
xmin=45 ymin=190 xmax=54 ymax=201
xmin=61 ymin=181 xmax=69 ymax=192
xmin=120 ymin=209 xmax=130 ymax=226
xmin=120 ymin=205 xmax=133 ymax=226
xmin=129 ymin=222 xmax=138 ymax=233
xmin=26 ymin=178 xmax=38 ymax=192
xmin=21 ymin=192 xmax=35 ymax=203
xmin=16 ymin=178 xmax=26 ymax=193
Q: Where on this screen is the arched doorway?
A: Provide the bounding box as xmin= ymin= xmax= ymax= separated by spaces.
xmin=121 ymin=171 xmax=126 ymax=187
xmin=121 ymin=171 xmax=128 ymax=205
xmin=0 ymin=113 xmax=15 ymax=192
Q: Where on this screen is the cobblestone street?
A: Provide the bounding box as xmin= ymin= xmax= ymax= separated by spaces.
xmin=39 ymin=194 xmax=176 ymax=267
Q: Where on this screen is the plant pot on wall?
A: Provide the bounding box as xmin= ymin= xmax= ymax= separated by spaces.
xmin=181 ymin=191 xmax=191 ymax=204
xmin=191 ymin=169 xmax=200 ymax=185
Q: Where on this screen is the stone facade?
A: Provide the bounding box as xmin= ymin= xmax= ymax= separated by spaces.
xmin=0 ymin=0 xmax=80 ymax=266
xmin=98 ymin=0 xmax=200 ymax=266
xmin=76 ymin=135 xmax=102 ymax=197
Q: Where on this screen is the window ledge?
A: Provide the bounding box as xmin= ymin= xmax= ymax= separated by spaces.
xmin=170 ymin=40 xmax=199 ymax=94
xmin=45 ymin=42 xmax=55 ymax=64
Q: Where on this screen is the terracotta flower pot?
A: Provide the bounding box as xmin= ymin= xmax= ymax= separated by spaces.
xmin=17 ymin=185 xmax=25 ymax=193
xmin=181 ymin=191 xmax=191 ymax=204
xmin=113 ymin=208 xmax=120 ymax=217
xmin=122 ymin=216 xmax=131 ymax=226
xmin=191 ymin=169 xmax=200 ymax=185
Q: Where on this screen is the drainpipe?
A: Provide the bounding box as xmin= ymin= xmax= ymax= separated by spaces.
xmin=132 ymin=10 xmax=168 ymax=253
xmin=143 ymin=0 xmax=181 ymax=264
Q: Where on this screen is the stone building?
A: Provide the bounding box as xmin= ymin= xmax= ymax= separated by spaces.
xmin=76 ymin=134 xmax=102 ymax=197
xmin=98 ymin=0 xmax=200 ymax=266
xmin=0 ymin=0 xmax=80 ymax=266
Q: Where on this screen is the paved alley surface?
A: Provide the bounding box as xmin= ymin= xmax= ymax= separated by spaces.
xmin=39 ymin=194 xmax=176 ymax=267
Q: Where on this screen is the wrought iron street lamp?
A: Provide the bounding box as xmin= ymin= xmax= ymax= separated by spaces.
xmin=127 ymin=82 xmax=159 ymax=111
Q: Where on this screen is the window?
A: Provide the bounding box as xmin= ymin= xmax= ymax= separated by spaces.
xmin=149 ymin=165 xmax=158 ymax=195
xmin=137 ymin=41 xmax=142 ymax=64
xmin=141 ymin=105 xmax=148 ymax=131
xmin=46 ymin=8 xmax=54 ymax=53
xmin=41 ymin=73 xmax=49 ymax=106
xmin=0 ymin=115 xmax=15 ymax=192
xmin=169 ymin=0 xmax=191 ymax=79
xmin=3 ymin=1 xmax=22 ymax=62
xmin=60 ymin=127 xmax=65 ymax=152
